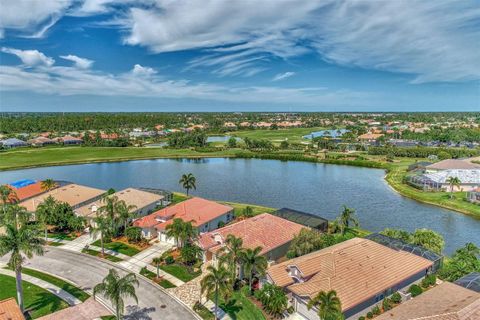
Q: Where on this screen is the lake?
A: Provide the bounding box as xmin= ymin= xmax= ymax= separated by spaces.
xmin=1 ymin=158 xmax=478 ymax=254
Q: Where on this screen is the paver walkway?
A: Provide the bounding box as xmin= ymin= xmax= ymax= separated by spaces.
xmin=0 ymin=267 xmax=82 ymax=306
xmin=37 ymin=298 xmax=111 ymax=320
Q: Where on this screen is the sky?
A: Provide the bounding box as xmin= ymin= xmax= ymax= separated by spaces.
xmin=0 ymin=0 xmax=479 ymax=112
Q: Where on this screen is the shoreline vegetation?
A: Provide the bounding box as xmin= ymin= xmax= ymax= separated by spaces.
xmin=0 ymin=146 xmax=478 ymax=217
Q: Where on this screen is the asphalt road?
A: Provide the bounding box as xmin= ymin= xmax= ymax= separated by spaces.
xmin=0 ymin=247 xmax=197 ymax=320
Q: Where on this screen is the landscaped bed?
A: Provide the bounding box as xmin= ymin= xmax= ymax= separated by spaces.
xmin=81 ymin=248 xmax=123 ymax=262
xmin=139 ymin=267 xmax=176 ymax=289
xmin=91 ymin=239 xmax=142 ymax=256
xmin=21 ymin=268 xmax=90 ymax=302
xmin=0 ymin=273 xmax=69 ymax=319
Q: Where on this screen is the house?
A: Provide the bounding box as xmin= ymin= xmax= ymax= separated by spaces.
xmin=266 ymin=238 xmax=434 ymax=319
xmin=198 ymin=213 xmax=305 ymax=263
xmin=19 ymin=183 xmax=106 ymax=212
xmin=74 ymin=188 xmax=164 ymax=221
xmin=0 ymin=298 xmax=25 ymax=320
xmin=425 ymin=159 xmax=480 ymax=173
xmin=357 ymin=133 xmax=384 ymax=143
xmin=422 ymin=169 xmax=480 ymax=191
xmin=273 ymin=208 xmax=328 ymax=232
xmin=0 ymin=138 xmax=28 ymax=148
xmin=59 ymin=135 xmax=83 ymax=145
xmin=27 ymin=136 xmax=55 ymax=147
xmin=5 ymin=180 xmax=48 ymax=203
xmin=375 ymin=281 xmax=480 ymax=320
xmin=407 ymin=161 xmax=433 ymax=172
xmin=133 ymin=197 xmax=234 ymax=243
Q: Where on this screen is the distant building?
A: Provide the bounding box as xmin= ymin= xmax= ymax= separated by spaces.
xmin=0 ymin=138 xmax=28 ymax=148
xmin=59 ymin=135 xmax=83 ymax=145
xmin=425 ymin=159 xmax=480 ymax=172
xmin=5 ymin=180 xmax=48 ymax=203
xmin=302 ymin=129 xmax=350 ymax=140
xmin=27 ymin=136 xmax=55 ymax=147
xmin=273 ymin=208 xmax=328 ymax=232
xmin=358 ymin=133 xmax=384 ymax=143
xmin=134 ymin=197 xmax=234 ymax=244
xmin=468 ymin=187 xmax=480 ymax=204
xmin=421 ymin=169 xmax=480 ymax=191
xmin=198 ymin=213 xmax=305 ymax=263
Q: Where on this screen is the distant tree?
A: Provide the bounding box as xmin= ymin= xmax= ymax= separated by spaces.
xmin=227 ymin=137 xmax=237 ymax=148
xmin=40 ymin=179 xmax=57 ymax=192
xmin=438 ymin=151 xmax=452 ymax=160
xmin=412 ymin=229 xmax=445 ymax=254
xmin=307 ymin=290 xmax=343 ymax=320
xmin=380 ymin=228 xmax=413 ymax=243
xmin=280 ymin=140 xmax=289 ymax=149
xmin=336 ymin=206 xmax=359 ymax=235
xmin=201 ymin=265 xmax=232 ymax=320
xmin=179 ymin=173 xmax=196 ymax=196
xmin=94 ymin=269 xmax=139 ymax=320
xmin=439 ymin=243 xmax=480 ymax=281
xmin=242 ymin=206 xmax=254 ymax=219
xmin=287 ymin=229 xmax=340 ymax=258
xmin=447 ymin=176 xmax=461 ymax=198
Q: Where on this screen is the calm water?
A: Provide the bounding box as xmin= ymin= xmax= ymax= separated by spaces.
xmin=1 ymin=158 xmax=478 ymax=254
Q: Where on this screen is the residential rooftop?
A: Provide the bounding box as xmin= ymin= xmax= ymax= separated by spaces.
xmin=375 ymin=281 xmax=480 ymax=320
xmin=198 ymin=213 xmax=305 ymax=255
xmin=9 ymin=181 xmax=46 ymax=202
xmin=133 ymin=197 xmax=233 ymax=230
xmin=267 ymin=237 xmax=433 ymax=313
xmin=424 ymin=169 xmax=480 ymax=184
xmin=19 ymin=183 xmax=106 ymax=212
xmin=426 ymin=159 xmax=480 ymax=170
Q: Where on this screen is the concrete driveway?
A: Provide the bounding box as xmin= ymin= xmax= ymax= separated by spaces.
xmin=0 ymin=247 xmax=197 ymax=320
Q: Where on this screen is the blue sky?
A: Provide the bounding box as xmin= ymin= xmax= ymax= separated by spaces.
xmin=0 ymin=0 xmax=479 ymax=112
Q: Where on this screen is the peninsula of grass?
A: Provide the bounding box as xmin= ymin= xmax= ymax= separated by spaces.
xmin=0 ymin=274 xmax=69 ymax=319
xmin=81 ymin=248 xmax=123 ymax=262
xmin=159 ymin=263 xmax=201 ymax=282
xmin=91 ymin=240 xmax=140 ymax=257
xmin=21 ymin=268 xmax=90 ymax=302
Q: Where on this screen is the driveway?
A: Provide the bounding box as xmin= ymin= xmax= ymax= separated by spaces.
xmin=0 ymin=247 xmax=197 ymax=320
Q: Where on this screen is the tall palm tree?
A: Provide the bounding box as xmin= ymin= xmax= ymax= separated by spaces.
xmin=99 ymin=195 xmax=120 ymax=235
xmin=116 ymin=201 xmax=137 ymax=234
xmin=447 ymin=176 xmax=461 ymax=198
xmin=337 ymin=206 xmax=359 ymax=235
xmin=240 ymin=246 xmax=267 ymax=292
xmin=307 ymin=290 xmax=343 ymax=320
xmin=0 ymin=185 xmax=18 ymax=221
xmin=35 ymin=196 xmax=57 ymax=241
xmin=165 ymin=218 xmax=197 ymax=248
xmin=152 ymin=257 xmax=162 ymax=278
xmin=179 ymin=173 xmax=196 ymax=196
xmin=41 ymin=179 xmax=57 ymax=192
xmin=165 ymin=218 xmax=185 ymax=247
xmin=179 ymin=220 xmax=197 ymax=247
xmin=92 ymin=214 xmax=111 ymax=256
xmin=201 ymin=265 xmax=231 ymax=320
xmin=219 ymin=234 xmax=244 ymax=283
xmin=94 ymin=269 xmax=139 ymax=320
xmin=0 ymin=205 xmax=45 ymax=312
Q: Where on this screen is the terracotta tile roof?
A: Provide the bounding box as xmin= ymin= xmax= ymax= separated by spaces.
xmin=0 ymin=298 xmax=25 ymax=320
xmin=267 ymin=238 xmax=433 ymax=313
xmin=133 ymin=197 xmax=233 ymax=230
xmin=358 ymin=133 xmax=384 ymax=140
xmin=19 ymin=184 xmax=105 ymax=212
xmin=3 ymin=182 xmax=46 ymax=203
xmin=426 ymin=159 xmax=480 ymax=170
xmin=75 ymin=188 xmax=163 ymax=217
xmin=376 ymin=282 xmax=480 ymax=320
xmin=198 ymin=213 xmax=305 ymax=255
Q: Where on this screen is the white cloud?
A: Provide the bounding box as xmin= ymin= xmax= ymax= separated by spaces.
xmin=121 ymin=0 xmax=480 ymax=82
xmin=132 ymin=64 xmax=157 ymax=76
xmin=0 ymin=0 xmax=74 ymax=38
xmin=1 ymin=47 xmax=55 ymax=67
xmin=60 ymin=54 xmax=94 ymax=69
xmin=0 ymin=64 xmax=372 ymax=107
xmin=273 ymin=71 xmax=295 ymax=81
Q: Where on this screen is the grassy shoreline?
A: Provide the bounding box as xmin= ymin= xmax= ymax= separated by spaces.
xmin=1 ymin=146 xmax=478 ymax=217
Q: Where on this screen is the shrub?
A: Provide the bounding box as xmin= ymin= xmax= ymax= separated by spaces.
xmin=164 ymin=255 xmax=175 ymax=265
xmin=372 ymin=305 xmax=381 ymax=315
xmin=382 ymin=298 xmax=391 ymax=311
xmin=438 ymin=151 xmax=452 ymax=160
xmin=125 ymin=226 xmax=142 ymax=243
xmin=358 ymin=317 xmax=365 ymax=320
xmin=421 ymin=274 xmax=436 ymax=288
xmin=217 ymin=221 xmax=226 ymax=228
xmin=366 ymin=311 xmax=373 ymax=319
xmin=408 ymin=284 xmax=423 ymax=297
xmin=390 ymin=292 xmax=402 ymax=304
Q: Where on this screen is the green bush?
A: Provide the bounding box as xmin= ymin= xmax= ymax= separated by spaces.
xmin=390 ymin=292 xmax=402 ymax=304
xmin=358 ymin=317 xmax=365 ymax=320
xmin=366 ymin=311 xmax=373 ymax=319
xmin=408 ymin=284 xmax=423 ymax=297
xmin=372 ymin=305 xmax=381 ymax=315
xmin=421 ymin=274 xmax=436 ymax=288
xmin=382 ymin=298 xmax=391 ymax=311
xmin=125 ymin=226 xmax=142 ymax=243
xmin=164 ymin=255 xmax=175 ymax=265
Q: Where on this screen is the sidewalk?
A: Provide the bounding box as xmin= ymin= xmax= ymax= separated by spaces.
xmin=0 ymin=268 xmax=82 ymax=306
xmin=60 ymin=234 xmax=96 ymax=252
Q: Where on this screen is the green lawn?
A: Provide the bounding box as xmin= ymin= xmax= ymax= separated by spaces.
xmin=171 ymin=192 xmax=190 ymax=205
xmin=232 ymin=127 xmax=324 ymax=144
xmin=220 ymin=201 xmax=276 ymax=218
xmin=47 ymin=232 xmax=77 ymax=241
xmin=193 ymin=302 xmax=215 ymax=320
xmin=159 ymin=264 xmax=201 ymax=282
xmin=21 ymin=268 xmax=90 ymax=302
xmin=47 ymin=241 xmax=64 ymax=247
xmin=216 ymin=287 xmax=266 ymax=320
xmin=81 ymin=248 xmax=123 ymax=262
xmin=0 ymin=274 xmax=69 ymax=319
xmin=139 ymin=267 xmax=176 ymax=289
xmin=91 ymin=240 xmax=140 ymax=256
xmin=0 ymin=146 xmax=238 ymax=171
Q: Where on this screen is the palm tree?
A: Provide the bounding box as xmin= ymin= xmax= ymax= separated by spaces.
xmin=117 ymin=201 xmax=137 ymax=234
xmin=165 ymin=218 xmax=184 ymax=247
xmin=165 ymin=218 xmax=197 ymax=248
xmin=307 ymin=290 xmax=343 ymax=320
xmin=201 ymin=265 xmax=231 ymax=320
xmin=179 ymin=220 xmax=197 ymax=247
xmin=0 ymin=205 xmax=45 ymax=312
xmin=92 ymin=214 xmax=111 ymax=256
xmin=41 ymin=179 xmax=57 ymax=192
xmin=337 ymin=206 xmax=359 ymax=235
xmin=447 ymin=176 xmax=461 ymax=198
xmin=0 ymin=185 xmax=18 ymax=221
xmin=94 ymin=269 xmax=139 ymax=320
xmin=240 ymin=246 xmax=267 ymax=292
xmin=219 ymin=234 xmax=244 ymax=283
xmin=35 ymin=196 xmax=57 ymax=241
xmin=179 ymin=173 xmax=196 ymax=196
xmin=99 ymin=195 xmax=120 ymax=235
xmin=152 ymin=257 xmax=162 ymax=278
